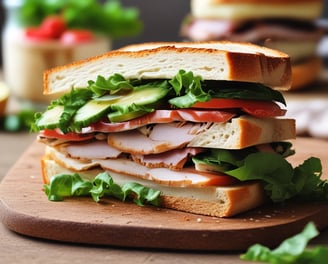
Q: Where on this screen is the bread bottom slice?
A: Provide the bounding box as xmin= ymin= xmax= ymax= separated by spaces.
xmin=41 ymin=157 xmax=267 ymax=217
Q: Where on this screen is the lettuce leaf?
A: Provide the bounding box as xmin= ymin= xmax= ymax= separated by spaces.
xmin=168 ymin=70 xmax=211 ymax=108
xmin=44 ymin=172 xmax=161 ymax=206
xmin=88 ymin=74 xmax=134 ymax=97
xmin=208 ymin=81 xmax=286 ymax=105
xmin=193 ymin=143 xmax=325 ymax=203
xmin=241 ymin=222 xmax=328 ymax=264
xmin=226 ymin=152 xmax=296 ymax=202
xmin=44 ymin=173 xmax=93 ymax=201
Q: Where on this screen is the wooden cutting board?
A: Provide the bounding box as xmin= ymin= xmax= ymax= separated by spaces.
xmin=1 ymin=137 xmax=328 ymax=251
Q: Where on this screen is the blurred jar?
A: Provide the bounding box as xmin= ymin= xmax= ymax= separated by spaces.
xmin=2 ymin=0 xmax=111 ymax=106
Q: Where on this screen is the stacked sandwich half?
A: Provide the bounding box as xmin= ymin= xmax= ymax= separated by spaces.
xmin=182 ymin=0 xmax=325 ymax=90
xmin=33 ymin=42 xmax=324 ymax=217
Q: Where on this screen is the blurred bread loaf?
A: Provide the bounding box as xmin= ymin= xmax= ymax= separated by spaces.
xmin=182 ymin=0 xmax=325 ymax=90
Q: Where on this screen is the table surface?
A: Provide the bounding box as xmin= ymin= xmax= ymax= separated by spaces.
xmin=1 ymin=73 xmax=328 ymax=263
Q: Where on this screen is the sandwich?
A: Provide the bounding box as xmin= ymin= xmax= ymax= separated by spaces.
xmin=33 ymin=41 xmax=326 ymax=217
xmin=181 ymin=0 xmax=325 ymax=90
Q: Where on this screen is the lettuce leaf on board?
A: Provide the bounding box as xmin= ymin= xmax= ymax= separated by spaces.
xmin=241 ymin=222 xmax=328 ymax=264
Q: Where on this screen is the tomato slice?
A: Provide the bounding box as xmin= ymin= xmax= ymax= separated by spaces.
xmin=40 ymin=129 xmax=94 ymax=141
xmin=183 ymin=168 xmax=239 ymax=186
xmin=191 ymin=98 xmax=286 ymax=117
xmin=206 ymin=174 xmax=239 ymax=186
xmin=86 ymin=109 xmax=235 ymax=133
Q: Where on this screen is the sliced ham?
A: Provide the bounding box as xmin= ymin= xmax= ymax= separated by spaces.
xmin=230 ymin=24 xmax=323 ymax=43
xmin=185 ymin=19 xmax=241 ymax=41
xmin=52 ymin=134 xmax=204 ymax=170
xmin=132 ymin=147 xmax=204 ymax=170
xmin=47 ymin=146 xmax=236 ymax=187
xmin=58 ymin=140 xmax=122 ymax=160
xmin=82 ymin=109 xmax=234 ymax=133
xmin=47 ymin=147 xmax=99 ymax=171
xmin=102 ymin=158 xmax=234 ymax=187
xmin=186 ymin=19 xmax=323 ymax=42
xmin=107 ymin=123 xmax=202 ymax=155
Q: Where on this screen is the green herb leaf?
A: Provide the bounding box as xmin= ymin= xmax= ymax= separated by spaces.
xmin=241 ymin=222 xmax=328 ymax=264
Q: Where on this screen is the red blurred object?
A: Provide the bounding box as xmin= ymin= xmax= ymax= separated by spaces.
xmin=60 ymin=30 xmax=94 ymax=44
xmin=40 ymin=15 xmax=67 ymax=39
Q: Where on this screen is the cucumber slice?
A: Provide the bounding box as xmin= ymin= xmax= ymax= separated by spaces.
xmin=35 ymin=105 xmax=64 ymax=130
xmin=93 ymin=94 xmax=123 ymax=102
xmin=73 ymin=99 xmax=114 ymax=127
xmin=73 ymin=85 xmax=168 ymax=127
xmin=110 ymin=86 xmax=168 ymax=112
xmin=108 ymin=110 xmax=149 ymax=123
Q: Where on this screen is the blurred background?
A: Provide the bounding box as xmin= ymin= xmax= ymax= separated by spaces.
xmin=1 ymin=0 xmax=328 ymax=65
xmin=0 ymin=0 xmax=190 ymax=65
xmin=0 ymin=0 xmax=326 ymax=55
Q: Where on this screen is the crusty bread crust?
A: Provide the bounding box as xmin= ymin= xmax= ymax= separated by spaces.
xmin=290 ymin=57 xmax=323 ymax=90
xmin=43 ymin=41 xmax=291 ymax=95
xmin=41 ymin=157 xmax=267 ymax=217
xmin=191 ymin=0 xmax=323 ymax=20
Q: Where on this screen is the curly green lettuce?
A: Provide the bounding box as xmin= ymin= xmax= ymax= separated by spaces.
xmin=44 ymin=172 xmax=161 ymax=206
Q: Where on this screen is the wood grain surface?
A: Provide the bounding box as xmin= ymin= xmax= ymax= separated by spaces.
xmin=0 ymin=138 xmax=328 ymax=251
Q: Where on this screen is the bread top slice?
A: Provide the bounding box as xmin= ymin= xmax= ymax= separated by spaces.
xmin=191 ymin=0 xmax=323 ymax=20
xmin=44 ymin=41 xmax=291 ymax=95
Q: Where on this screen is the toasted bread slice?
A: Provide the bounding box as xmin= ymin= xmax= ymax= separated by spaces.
xmin=44 ymin=41 xmax=292 ymax=95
